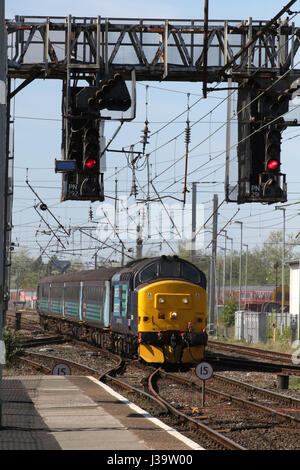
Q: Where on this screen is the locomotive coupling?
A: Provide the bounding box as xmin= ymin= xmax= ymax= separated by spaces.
xmin=170 ymin=333 xmax=177 ymax=352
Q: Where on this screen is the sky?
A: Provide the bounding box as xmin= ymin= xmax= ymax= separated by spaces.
xmin=5 ymin=0 xmax=300 ymax=273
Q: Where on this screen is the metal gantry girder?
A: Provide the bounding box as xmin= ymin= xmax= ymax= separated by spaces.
xmin=5 ymin=14 xmax=300 ymax=83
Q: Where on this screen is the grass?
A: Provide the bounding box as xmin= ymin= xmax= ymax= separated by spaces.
xmin=2 ymin=326 xmax=23 ymax=367
xmin=210 ymin=322 xmax=299 ymax=356
xmin=289 ymin=377 xmax=300 ymax=391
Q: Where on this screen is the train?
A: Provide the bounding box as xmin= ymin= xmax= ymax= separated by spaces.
xmin=37 ymin=255 xmax=208 ymax=364
xmin=9 ymin=289 xmax=37 ymax=309
xmin=219 ymin=285 xmax=289 ymax=312
xmin=271 ymin=285 xmax=289 ymax=309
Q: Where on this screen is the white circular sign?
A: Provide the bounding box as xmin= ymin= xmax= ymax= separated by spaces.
xmin=52 ymin=363 xmax=71 ymax=376
xmin=195 ymin=361 xmax=214 ymax=380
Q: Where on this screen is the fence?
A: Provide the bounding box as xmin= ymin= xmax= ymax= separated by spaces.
xmin=234 ymin=311 xmax=299 ymax=343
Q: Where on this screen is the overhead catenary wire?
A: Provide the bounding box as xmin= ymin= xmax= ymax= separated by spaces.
xmin=132 ymin=14 xmax=300 ymax=199
xmin=111 ymin=18 xmax=300 ymax=190
xmin=104 ymin=80 xmax=232 ymax=183
xmin=159 ymin=56 xmax=300 ymax=199
xmin=12 ymin=11 xmax=300 ymax=259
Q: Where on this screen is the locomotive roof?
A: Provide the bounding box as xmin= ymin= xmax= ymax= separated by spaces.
xmin=38 ymin=256 xmax=205 ymax=286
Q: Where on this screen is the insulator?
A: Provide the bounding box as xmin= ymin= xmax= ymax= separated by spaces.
xmin=185 ymin=123 xmax=191 ymax=145
xmin=140 ymin=122 xmax=150 ymax=153
xmin=140 ymin=126 xmax=149 ymax=141
xmin=130 ymin=182 xmax=138 ymax=197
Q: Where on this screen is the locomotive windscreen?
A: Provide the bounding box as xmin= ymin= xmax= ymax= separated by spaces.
xmin=136 ymin=256 xmax=205 ymax=288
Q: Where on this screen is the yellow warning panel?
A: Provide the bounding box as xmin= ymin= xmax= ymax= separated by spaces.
xmin=138 ymin=343 xmax=165 ymax=363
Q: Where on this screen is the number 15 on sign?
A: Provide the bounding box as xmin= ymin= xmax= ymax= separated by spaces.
xmin=195 ymin=361 xmax=214 ymax=406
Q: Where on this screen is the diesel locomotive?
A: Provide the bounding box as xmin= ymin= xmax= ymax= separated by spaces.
xmin=37 ymin=255 xmax=208 ymax=364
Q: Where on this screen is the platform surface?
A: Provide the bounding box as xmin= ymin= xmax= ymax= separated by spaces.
xmin=0 ymin=375 xmax=204 ymax=451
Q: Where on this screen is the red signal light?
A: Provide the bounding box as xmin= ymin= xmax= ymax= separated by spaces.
xmin=84 ymin=158 xmax=97 ymax=169
xmin=267 ymin=159 xmax=279 ymax=171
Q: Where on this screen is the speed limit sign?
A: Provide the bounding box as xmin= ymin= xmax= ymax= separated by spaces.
xmin=195 ymin=361 xmax=213 ymax=407
xmin=52 ymin=363 xmax=71 ymax=376
xmin=195 ymin=361 xmax=214 ymax=380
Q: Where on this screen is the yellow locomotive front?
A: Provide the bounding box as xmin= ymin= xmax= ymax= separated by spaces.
xmin=135 ymin=257 xmax=207 ymax=364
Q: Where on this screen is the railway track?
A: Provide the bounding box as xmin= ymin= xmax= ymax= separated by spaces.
xmin=153 ymin=368 xmax=300 ymax=449
xmin=17 ymin=341 xmax=246 ymax=450
xmin=147 ymin=368 xmax=246 ymax=450
xmin=207 ymin=340 xmax=295 ymax=365
xmin=212 ymin=373 xmax=300 ymax=412
xmin=17 ymin=336 xmax=300 ymax=450
xmin=13 ymin=331 xmax=300 ymax=449
xmin=20 ymin=334 xmax=67 ymax=348
xmin=20 ymin=350 xmax=103 ymax=376
xmin=207 ymin=340 xmax=300 ymax=376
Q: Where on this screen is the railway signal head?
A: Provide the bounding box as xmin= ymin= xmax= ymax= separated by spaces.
xmin=68 ymin=116 xmax=84 ymax=163
xmin=78 ymin=118 xmax=104 ymax=200
xmin=84 ymin=157 xmax=97 ymax=170
xmin=265 ymin=128 xmax=281 ymax=173
xmin=82 ymin=122 xmax=100 ymax=174
xmin=96 ymin=73 xmax=131 ymax=112
xmin=61 ymin=86 xmax=105 ymax=202
xmin=259 ymin=126 xmax=286 ymax=202
xmin=74 ymin=75 xmax=131 ymax=117
xmin=266 ymin=159 xmax=280 ymax=171
xmin=259 ymin=91 xmax=289 ymax=119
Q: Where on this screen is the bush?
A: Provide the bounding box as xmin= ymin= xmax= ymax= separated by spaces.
xmin=222 ymin=298 xmax=238 ymax=327
xmin=3 ymin=327 xmax=23 ymax=366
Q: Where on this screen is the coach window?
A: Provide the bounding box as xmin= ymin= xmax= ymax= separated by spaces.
xmin=42 ymin=285 xmax=49 ymax=298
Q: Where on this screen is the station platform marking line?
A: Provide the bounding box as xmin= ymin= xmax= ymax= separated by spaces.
xmin=88 ymin=376 xmax=205 ymax=451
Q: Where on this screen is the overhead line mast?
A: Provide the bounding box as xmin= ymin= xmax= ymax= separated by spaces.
xmin=0 ymin=0 xmax=6 ymax=428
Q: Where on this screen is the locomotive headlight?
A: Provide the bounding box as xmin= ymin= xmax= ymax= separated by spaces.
xmin=171 ymin=312 xmax=178 ymax=319
xmin=183 ymin=298 xmax=189 ymax=304
xmin=159 ymin=298 xmax=165 ymax=303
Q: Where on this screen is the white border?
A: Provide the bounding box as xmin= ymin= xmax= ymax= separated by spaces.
xmin=0 ymin=80 xmax=6 ymax=105
xmin=88 ymin=376 xmax=205 ymax=451
xmin=0 ymin=340 xmax=5 ymax=365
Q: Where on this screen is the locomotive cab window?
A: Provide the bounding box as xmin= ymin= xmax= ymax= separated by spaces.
xmin=181 ymin=262 xmax=200 ymax=284
xmin=135 ymin=256 xmax=205 ymax=288
xmin=160 ymin=258 xmax=181 ymax=277
xmin=139 ymin=262 xmax=158 ymax=283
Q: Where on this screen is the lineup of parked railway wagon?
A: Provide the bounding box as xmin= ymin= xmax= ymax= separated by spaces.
xmin=221 ymin=285 xmax=289 ymax=312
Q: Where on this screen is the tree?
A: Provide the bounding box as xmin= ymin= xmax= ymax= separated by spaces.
xmin=252 ymin=231 xmax=298 ymax=285
xmin=178 ymin=230 xmax=300 ymax=288
xmin=217 ymin=231 xmax=300 ymax=288
xmin=10 ymin=248 xmax=47 ymax=290
xmin=222 ymin=297 xmax=238 ymax=327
